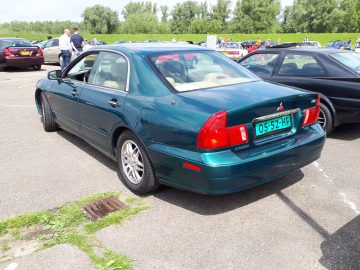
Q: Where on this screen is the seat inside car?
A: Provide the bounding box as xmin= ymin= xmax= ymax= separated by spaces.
xmin=279 ymin=63 xmax=298 ymax=76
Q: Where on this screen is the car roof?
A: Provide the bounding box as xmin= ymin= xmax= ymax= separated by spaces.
xmin=92 ymin=42 xmax=212 ymax=55
xmin=254 ymin=47 xmax=353 ymax=55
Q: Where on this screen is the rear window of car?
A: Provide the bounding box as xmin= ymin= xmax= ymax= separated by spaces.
xmin=221 ymin=43 xmax=240 ymax=49
xmin=330 ymin=52 xmax=360 ymax=74
xmin=148 ymin=50 xmax=258 ymax=92
xmin=0 ymin=39 xmax=33 ymax=48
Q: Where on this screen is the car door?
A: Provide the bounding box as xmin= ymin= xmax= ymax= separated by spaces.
xmin=78 ymin=51 xmax=128 ymax=154
xmin=271 ymin=52 xmax=329 ymax=90
xmin=42 ymin=40 xmax=53 ymax=62
xmin=239 ymin=52 xmax=281 ymax=81
xmin=50 ymin=52 xmax=99 ymax=137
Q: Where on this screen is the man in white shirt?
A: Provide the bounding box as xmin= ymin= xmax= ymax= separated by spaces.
xmin=59 ymin=29 xmax=71 ymax=71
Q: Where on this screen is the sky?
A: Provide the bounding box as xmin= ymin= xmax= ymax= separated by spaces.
xmin=0 ymin=0 xmax=294 ymax=23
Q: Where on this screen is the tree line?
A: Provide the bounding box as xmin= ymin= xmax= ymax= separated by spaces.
xmin=1 ymin=0 xmax=359 ymax=34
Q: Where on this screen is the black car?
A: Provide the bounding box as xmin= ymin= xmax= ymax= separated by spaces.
xmin=238 ymin=48 xmax=360 ymax=133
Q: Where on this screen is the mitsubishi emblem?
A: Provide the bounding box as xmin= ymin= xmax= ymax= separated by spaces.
xmin=277 ymin=102 xmax=284 ymax=111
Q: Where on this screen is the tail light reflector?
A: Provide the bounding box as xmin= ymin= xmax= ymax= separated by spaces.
xmin=197 ymin=110 xmax=248 ymax=149
xmin=36 ymin=47 xmax=43 ymax=56
xmin=302 ymin=94 xmax=321 ymax=126
xmin=229 ymin=51 xmax=239 ymax=55
xmin=4 ymin=48 xmax=13 ymax=57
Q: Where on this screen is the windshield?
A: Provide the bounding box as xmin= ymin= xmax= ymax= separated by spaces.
xmin=148 ymin=50 xmax=258 ymax=92
xmin=330 ymin=52 xmax=360 ymax=74
xmin=0 ymin=39 xmax=33 ymax=48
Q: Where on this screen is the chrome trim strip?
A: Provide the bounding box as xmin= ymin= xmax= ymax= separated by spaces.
xmin=252 ymin=108 xmax=300 ymax=123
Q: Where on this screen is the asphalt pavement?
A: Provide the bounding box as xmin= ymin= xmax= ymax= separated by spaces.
xmin=0 ymin=65 xmax=359 ymax=270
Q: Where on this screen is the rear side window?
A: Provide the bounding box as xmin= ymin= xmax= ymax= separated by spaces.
xmin=279 ymin=54 xmax=326 ymax=77
xmin=240 ymin=53 xmax=279 ymax=76
xmin=52 ymin=39 xmax=59 ymax=47
xmin=330 ymin=52 xmax=360 ymax=74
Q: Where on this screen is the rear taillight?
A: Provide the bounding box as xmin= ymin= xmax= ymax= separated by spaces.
xmin=36 ymin=47 xmax=43 ymax=56
xmin=302 ymin=94 xmax=321 ymax=126
xmin=3 ymin=48 xmax=12 ymax=57
xmin=197 ymin=110 xmax=248 ymax=149
xmin=229 ymin=51 xmax=239 ymax=55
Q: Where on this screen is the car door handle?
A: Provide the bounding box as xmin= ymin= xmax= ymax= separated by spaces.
xmin=71 ymin=89 xmax=77 ymax=96
xmin=108 ymin=99 xmax=121 ymax=107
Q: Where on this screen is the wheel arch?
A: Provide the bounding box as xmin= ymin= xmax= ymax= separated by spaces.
xmin=35 ymin=88 xmax=43 ymax=115
xmin=318 ymin=94 xmax=337 ymax=125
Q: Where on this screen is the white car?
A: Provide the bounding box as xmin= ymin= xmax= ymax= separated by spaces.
xmin=216 ymin=42 xmax=248 ymax=60
xmin=355 ymin=43 xmax=360 ymax=53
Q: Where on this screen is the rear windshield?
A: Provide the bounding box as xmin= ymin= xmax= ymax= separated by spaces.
xmin=330 ymin=52 xmax=360 ymax=74
xmin=148 ymin=50 xmax=258 ymax=92
xmin=0 ymin=39 xmax=33 ymax=48
xmin=221 ymin=43 xmax=240 ymax=49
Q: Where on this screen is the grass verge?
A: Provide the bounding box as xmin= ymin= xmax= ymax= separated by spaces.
xmin=0 ymin=192 xmax=148 ymax=270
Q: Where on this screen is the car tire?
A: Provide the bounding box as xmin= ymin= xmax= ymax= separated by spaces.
xmin=59 ymin=55 xmax=63 ymax=67
xmin=33 ymin=65 xmax=41 ymax=71
xmin=41 ymin=93 xmax=57 ymax=132
xmin=116 ymin=131 xmax=159 ymax=195
xmin=319 ymin=103 xmax=334 ymax=134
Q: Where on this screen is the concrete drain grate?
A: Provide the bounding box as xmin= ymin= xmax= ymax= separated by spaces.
xmin=82 ymin=196 xmax=127 ymax=221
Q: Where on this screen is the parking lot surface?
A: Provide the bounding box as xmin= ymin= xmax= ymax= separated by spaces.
xmin=0 ymin=65 xmax=359 ymax=270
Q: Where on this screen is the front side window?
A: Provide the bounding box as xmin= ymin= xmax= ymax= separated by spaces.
xmin=240 ymin=53 xmax=279 ymax=76
xmin=89 ymin=52 xmax=128 ymax=91
xmin=148 ymin=50 xmax=258 ymax=92
xmin=66 ymin=53 xmax=98 ymax=82
xmin=330 ymin=52 xmax=360 ymax=74
xmin=279 ymin=54 xmax=326 ymax=77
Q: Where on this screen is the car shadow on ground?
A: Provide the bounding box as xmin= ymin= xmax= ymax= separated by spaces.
xmin=56 ymin=129 xmax=304 ymax=215
xmin=319 ymin=215 xmax=360 ymax=270
xmin=153 ymin=170 xmax=304 ymax=215
xmin=57 ymin=130 xmax=117 ymax=172
xmin=329 ymin=124 xmax=360 ymax=141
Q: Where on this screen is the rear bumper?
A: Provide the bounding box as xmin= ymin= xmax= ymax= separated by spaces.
xmin=147 ymin=124 xmax=326 ymax=194
xmin=1 ymin=57 xmax=44 ymax=67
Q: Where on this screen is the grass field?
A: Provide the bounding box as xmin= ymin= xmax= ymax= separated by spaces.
xmin=1 ymin=32 xmax=359 ymax=48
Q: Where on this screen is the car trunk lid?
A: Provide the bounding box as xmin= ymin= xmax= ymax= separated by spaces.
xmin=6 ymin=46 xmax=39 ymax=57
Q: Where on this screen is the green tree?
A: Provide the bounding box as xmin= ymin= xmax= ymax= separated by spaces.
xmin=282 ymin=0 xmax=341 ymax=33
xmin=160 ymin=5 xmax=169 ymax=23
xmin=211 ymin=0 xmax=231 ymax=30
xmin=171 ymin=1 xmax=202 ymax=33
xmin=82 ymin=5 xmax=119 ymax=34
xmin=122 ymin=13 xmax=159 ymax=34
xmin=231 ymin=0 xmax=281 ymax=33
xmin=122 ymin=1 xmax=157 ymax=19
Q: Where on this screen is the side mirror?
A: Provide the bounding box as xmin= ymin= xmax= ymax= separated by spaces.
xmin=48 ymin=70 xmax=62 ymax=80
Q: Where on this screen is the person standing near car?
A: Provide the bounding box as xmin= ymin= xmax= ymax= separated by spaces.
xmin=59 ymin=29 xmax=71 ymax=71
xmin=256 ymin=37 xmax=261 ymax=47
xmin=70 ymin=28 xmax=84 ymax=54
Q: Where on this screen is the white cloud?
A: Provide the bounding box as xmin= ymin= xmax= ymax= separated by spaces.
xmin=0 ymin=0 xmax=294 ymax=23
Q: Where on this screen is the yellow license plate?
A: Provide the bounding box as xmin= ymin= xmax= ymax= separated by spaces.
xmin=21 ymin=51 xmax=30 ymax=56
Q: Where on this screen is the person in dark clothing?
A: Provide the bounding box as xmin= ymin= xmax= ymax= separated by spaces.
xmin=70 ymin=28 xmax=84 ymax=54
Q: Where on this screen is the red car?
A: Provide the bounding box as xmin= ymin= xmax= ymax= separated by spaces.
xmin=0 ymin=38 xmax=44 ymax=71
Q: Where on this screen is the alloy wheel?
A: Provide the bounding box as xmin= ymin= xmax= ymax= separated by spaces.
xmin=318 ymin=109 xmax=326 ymax=129
xmin=121 ymin=140 xmax=144 ymax=184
